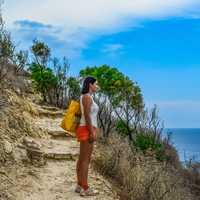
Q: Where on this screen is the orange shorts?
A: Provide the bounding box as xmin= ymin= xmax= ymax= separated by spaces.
xmin=76 ymin=125 xmax=97 ymax=142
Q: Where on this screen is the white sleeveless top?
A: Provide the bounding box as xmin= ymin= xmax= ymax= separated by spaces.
xmin=79 ymin=94 xmax=99 ymax=128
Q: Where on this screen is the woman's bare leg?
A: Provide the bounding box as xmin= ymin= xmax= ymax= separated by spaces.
xmin=86 ymin=141 xmax=93 ymax=183
xmin=77 ymin=140 xmax=94 ymax=189
xmin=76 ymin=153 xmax=81 ymax=186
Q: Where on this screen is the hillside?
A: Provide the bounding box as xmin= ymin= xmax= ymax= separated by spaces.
xmin=0 ymin=82 xmax=119 ymax=200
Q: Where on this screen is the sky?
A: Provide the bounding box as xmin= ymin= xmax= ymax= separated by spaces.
xmin=2 ymin=0 xmax=200 ymax=128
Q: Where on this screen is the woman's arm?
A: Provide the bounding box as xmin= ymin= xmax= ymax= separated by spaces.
xmin=82 ymin=95 xmax=95 ymax=142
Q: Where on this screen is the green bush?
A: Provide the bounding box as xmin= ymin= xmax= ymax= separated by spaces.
xmin=28 ymin=63 xmax=58 ymax=102
xmin=116 ymin=120 xmax=130 ymax=137
xmin=66 ymin=77 xmax=81 ymax=101
xmin=133 ymin=133 xmax=166 ymax=161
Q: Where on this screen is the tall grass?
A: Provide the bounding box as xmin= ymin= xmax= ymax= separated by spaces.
xmin=93 ymin=135 xmax=197 ymax=200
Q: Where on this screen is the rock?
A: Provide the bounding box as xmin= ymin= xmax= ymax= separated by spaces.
xmin=26 ymin=147 xmax=47 ymax=167
xmin=22 ymin=137 xmax=46 ymax=167
xmin=17 ymin=143 xmax=26 ymax=149
xmin=4 ymin=140 xmax=13 ymax=154
xmin=15 ymin=88 xmax=21 ymax=95
xmin=0 ymin=99 xmax=8 ymax=108
xmin=23 ymin=136 xmax=33 ymax=144
xmin=48 ymin=130 xmax=69 ymax=138
xmin=23 ymin=137 xmax=42 ymax=150
xmin=13 ymin=147 xmax=29 ymax=163
xmin=45 ymin=152 xmax=77 ymax=160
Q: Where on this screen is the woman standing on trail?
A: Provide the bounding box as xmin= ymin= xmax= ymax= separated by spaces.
xmin=75 ymin=76 xmax=99 ymax=197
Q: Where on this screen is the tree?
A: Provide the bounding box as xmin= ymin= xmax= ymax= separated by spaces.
xmin=31 ymin=39 xmax=50 ymax=67
xmin=80 ymin=65 xmax=124 ymax=137
xmin=114 ymin=78 xmax=144 ymax=140
xmin=80 ymin=65 xmax=144 ymax=139
xmin=0 ymin=4 xmax=28 ymax=83
xmin=0 ymin=10 xmax=15 ymax=82
xmin=66 ymin=77 xmax=81 ymax=102
xmin=28 ymin=62 xmax=57 ymax=102
xmin=29 ymin=40 xmax=56 ymax=102
xmin=52 ymin=57 xmax=69 ymax=107
xmin=13 ymin=50 xmax=28 ymax=74
xmin=29 ymin=40 xmax=72 ymax=107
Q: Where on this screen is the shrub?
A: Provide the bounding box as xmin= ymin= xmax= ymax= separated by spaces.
xmin=116 ymin=120 xmax=130 ymax=137
xmin=28 ymin=63 xmax=58 ymax=102
xmin=133 ymin=133 xmax=166 ymax=161
xmin=93 ymin=135 xmax=196 ymax=200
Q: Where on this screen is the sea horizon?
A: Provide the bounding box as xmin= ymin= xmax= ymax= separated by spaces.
xmin=163 ymin=128 xmax=200 ymax=162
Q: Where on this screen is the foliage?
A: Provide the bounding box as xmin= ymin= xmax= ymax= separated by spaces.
xmin=29 ymin=40 xmax=69 ymax=105
xmin=66 ymin=76 xmax=81 ymax=101
xmin=116 ymin=120 xmax=130 ymax=136
xmin=51 ymin=57 xmax=69 ymax=107
xmin=14 ymin=50 xmax=28 ymax=73
xmin=0 ymin=8 xmax=28 ymax=82
xmin=0 ymin=15 xmax=15 ymax=81
xmin=31 ymin=39 xmax=50 ymax=66
xmin=80 ymin=65 xmax=132 ymax=97
xmin=28 ymin=62 xmax=58 ymax=102
xmin=94 ymin=136 xmax=196 ymax=200
xmin=80 ymin=65 xmax=144 ymax=138
xmin=133 ymin=133 xmax=166 ymax=161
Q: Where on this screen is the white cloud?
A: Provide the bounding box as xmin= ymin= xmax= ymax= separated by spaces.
xmin=11 ymin=20 xmax=92 ymax=58
xmin=2 ymin=0 xmax=200 ymax=58
xmin=4 ymin=0 xmax=200 ymax=28
xmin=102 ymin=43 xmax=123 ymax=56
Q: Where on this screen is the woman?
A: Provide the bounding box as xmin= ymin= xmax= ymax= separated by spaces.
xmin=75 ymin=76 xmax=99 ymax=197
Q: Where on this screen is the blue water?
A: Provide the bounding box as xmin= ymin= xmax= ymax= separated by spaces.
xmin=164 ymin=128 xmax=200 ymax=162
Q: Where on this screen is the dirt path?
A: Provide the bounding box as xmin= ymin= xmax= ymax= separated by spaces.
xmin=9 ymin=106 xmax=119 ymax=200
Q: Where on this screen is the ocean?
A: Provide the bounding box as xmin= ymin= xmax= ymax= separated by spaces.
xmin=164 ymin=128 xmax=200 ymax=162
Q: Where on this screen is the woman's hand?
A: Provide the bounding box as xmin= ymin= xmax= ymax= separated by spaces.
xmin=89 ymin=131 xmax=97 ymax=143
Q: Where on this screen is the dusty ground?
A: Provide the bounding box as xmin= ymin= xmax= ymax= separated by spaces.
xmin=0 ymin=105 xmax=119 ymax=200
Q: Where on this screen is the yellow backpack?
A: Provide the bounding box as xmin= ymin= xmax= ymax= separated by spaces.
xmin=60 ymin=100 xmax=81 ymax=137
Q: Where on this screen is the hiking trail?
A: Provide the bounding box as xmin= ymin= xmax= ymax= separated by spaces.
xmin=11 ymin=104 xmax=119 ymax=200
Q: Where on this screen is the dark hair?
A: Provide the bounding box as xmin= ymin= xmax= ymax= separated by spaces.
xmin=81 ymin=76 xmax=97 ymax=94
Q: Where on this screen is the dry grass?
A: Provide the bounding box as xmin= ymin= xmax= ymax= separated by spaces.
xmin=182 ymin=161 xmax=200 ymax=198
xmin=93 ymin=135 xmax=197 ymax=200
xmin=0 ymin=77 xmax=49 ymax=199
xmin=0 ymin=86 xmax=48 ymax=164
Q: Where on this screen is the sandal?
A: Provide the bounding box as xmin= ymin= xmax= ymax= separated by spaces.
xmin=74 ymin=184 xmax=82 ymax=193
xmin=80 ymin=187 xmax=99 ymax=197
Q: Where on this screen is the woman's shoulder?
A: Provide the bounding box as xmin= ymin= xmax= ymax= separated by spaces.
xmin=81 ymin=93 xmax=92 ymax=97
xmin=81 ymin=93 xmax=92 ymax=102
